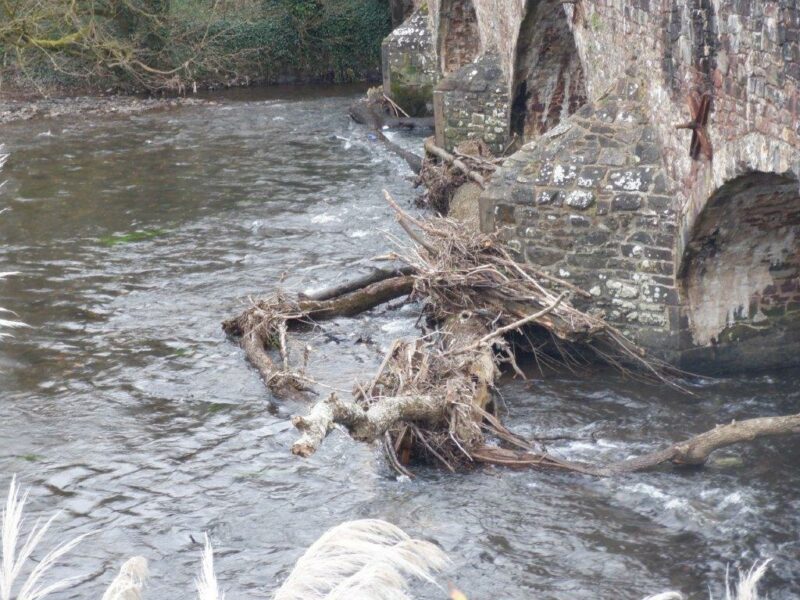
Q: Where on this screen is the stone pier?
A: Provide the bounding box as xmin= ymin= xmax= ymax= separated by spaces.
xmin=381 ymin=0 xmax=800 ymax=371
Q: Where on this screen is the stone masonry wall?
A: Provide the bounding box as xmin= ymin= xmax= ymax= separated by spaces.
xmin=426 ymin=0 xmax=800 ymax=202
xmin=381 ymin=8 xmax=439 ymax=116
xmin=510 ymin=0 xmax=587 ymax=140
xmin=427 ymin=0 xmax=526 ymax=74
xmin=480 ymin=80 xmax=681 ymax=356
xmin=433 ymin=54 xmax=510 ymax=154
xmin=565 ymin=0 xmax=800 ymax=271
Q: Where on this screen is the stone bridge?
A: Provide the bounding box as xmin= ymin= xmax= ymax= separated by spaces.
xmin=382 ymin=0 xmax=800 ymax=372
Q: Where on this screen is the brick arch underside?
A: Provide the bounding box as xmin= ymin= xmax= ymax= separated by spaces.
xmin=679 ymin=172 xmax=800 ymax=369
xmin=510 ymin=0 xmax=587 ymax=141
xmin=438 ymin=0 xmax=480 ymax=75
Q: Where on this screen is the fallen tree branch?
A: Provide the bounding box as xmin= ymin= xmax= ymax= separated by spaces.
xmin=296 ymin=276 xmax=414 ymax=320
xmin=292 ymin=392 xmax=446 ymax=457
xmin=384 ymin=117 xmax=435 ymax=130
xmin=223 ymin=275 xmax=414 ymax=395
xmin=376 ymin=131 xmax=423 ymax=174
xmin=383 ymin=190 xmax=438 ymax=255
xmin=383 ymin=93 xmax=410 ymax=118
xmin=348 ymin=99 xmax=424 ymax=174
xmin=424 ymin=138 xmax=486 ymax=188
xmin=609 ymin=412 xmax=800 ymax=471
xmin=302 ymin=266 xmax=416 ymax=301
xmin=473 ymin=413 xmax=800 ymax=476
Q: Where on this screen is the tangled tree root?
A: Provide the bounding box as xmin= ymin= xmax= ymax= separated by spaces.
xmin=224 ymin=191 xmax=800 ymax=477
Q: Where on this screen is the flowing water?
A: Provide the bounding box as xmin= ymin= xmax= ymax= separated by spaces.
xmin=0 ymin=86 xmax=798 ymax=599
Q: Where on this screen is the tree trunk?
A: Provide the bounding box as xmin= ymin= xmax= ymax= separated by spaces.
xmin=302 ymin=266 xmax=415 ymax=301
xmin=348 ymin=99 xmax=424 ymax=174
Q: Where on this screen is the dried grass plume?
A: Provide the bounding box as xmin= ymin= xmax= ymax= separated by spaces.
xmin=196 ymin=534 xmax=224 ymax=600
xmin=273 ymin=519 xmax=449 ymax=600
xmin=1 ymin=476 xmax=89 ymax=600
xmin=641 ymin=559 xmax=771 ymax=600
xmin=102 ymin=556 xmax=149 ymax=600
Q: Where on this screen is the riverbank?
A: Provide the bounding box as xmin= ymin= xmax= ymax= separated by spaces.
xmin=1 ymin=0 xmax=390 ymax=98
xmin=0 ymin=93 xmax=211 ymax=125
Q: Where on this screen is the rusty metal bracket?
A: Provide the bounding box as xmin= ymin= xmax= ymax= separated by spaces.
xmin=675 ymin=92 xmax=713 ymax=161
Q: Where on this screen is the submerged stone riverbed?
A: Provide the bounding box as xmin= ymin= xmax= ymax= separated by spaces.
xmin=0 ymin=85 xmax=798 ymax=599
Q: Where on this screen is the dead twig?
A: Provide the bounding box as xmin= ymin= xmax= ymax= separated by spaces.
xmin=383 ymin=93 xmax=410 ymax=118
xmin=424 ymin=138 xmax=486 ymax=188
xmin=444 ymin=292 xmax=568 ymax=356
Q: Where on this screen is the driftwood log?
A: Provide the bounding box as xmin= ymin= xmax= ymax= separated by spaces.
xmin=349 ymin=99 xmax=434 ymax=131
xmin=613 ymin=412 xmax=800 ymax=470
xmin=301 ymin=266 xmax=416 ymax=301
xmin=423 ymin=138 xmax=486 ymax=188
xmin=348 ymin=98 xmax=428 ymax=174
xmin=224 ymin=190 xmax=800 ymax=477
xmin=475 ymin=412 xmax=800 ymax=475
xmin=222 ymin=273 xmax=414 ymax=395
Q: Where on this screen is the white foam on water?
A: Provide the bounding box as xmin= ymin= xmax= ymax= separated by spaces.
xmin=310 ymin=213 xmax=340 ymax=224
xmin=380 ymin=320 xmax=410 ymax=334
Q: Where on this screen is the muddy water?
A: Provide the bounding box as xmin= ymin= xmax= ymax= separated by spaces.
xmin=0 ymin=86 xmax=798 ymax=599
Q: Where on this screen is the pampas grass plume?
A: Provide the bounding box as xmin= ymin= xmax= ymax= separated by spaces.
xmin=196 ymin=534 xmax=224 ymax=600
xmin=102 ymin=556 xmax=149 ymax=600
xmin=1 ymin=476 xmax=89 ymax=600
xmin=273 ymin=519 xmax=449 ymax=600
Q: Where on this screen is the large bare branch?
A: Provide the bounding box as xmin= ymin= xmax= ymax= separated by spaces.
xmin=292 ymin=393 xmax=446 ymax=457
xmin=423 ymin=138 xmax=486 ymax=188
xmin=472 ymin=413 xmax=800 ymax=475
xmin=303 ymin=266 xmax=415 ymax=301
xmin=610 ymin=412 xmax=800 ymax=471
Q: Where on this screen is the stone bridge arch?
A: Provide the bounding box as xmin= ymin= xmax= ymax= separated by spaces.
xmin=436 ymin=0 xmax=480 ymax=75
xmin=678 ymin=171 xmax=800 ymax=370
xmin=509 ymin=0 xmax=587 ymax=142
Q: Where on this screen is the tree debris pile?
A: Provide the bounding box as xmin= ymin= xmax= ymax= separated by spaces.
xmin=415 ymin=156 xmax=467 ymax=215
xmin=392 ymin=191 xmax=664 ymax=372
xmin=415 ymin=139 xmax=499 ymax=214
xmin=224 ymin=191 xmax=699 ymax=476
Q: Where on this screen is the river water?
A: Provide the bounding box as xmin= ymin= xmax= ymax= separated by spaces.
xmin=0 ymin=86 xmax=798 ymax=599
